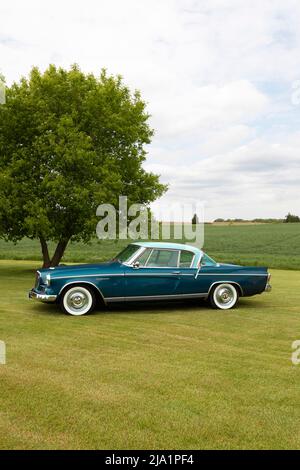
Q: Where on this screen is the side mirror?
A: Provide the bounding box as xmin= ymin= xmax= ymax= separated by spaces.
xmin=132 ymin=261 xmax=140 ymax=269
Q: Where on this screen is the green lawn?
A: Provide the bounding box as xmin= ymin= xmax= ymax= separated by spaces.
xmin=0 ymin=260 xmax=299 ymax=449
xmin=0 ymin=222 xmax=299 ymax=269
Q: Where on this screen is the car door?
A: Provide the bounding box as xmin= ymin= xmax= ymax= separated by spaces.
xmin=123 ymin=248 xmax=181 ymax=299
xmin=175 ymin=252 xmax=221 ymax=296
xmin=173 ymin=249 xmax=200 ymax=295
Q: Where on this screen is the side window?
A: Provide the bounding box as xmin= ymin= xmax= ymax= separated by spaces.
xmin=136 ymin=248 xmax=152 ymax=266
xmin=146 ymin=249 xmax=179 ymax=267
xmin=179 ymin=250 xmax=194 ymax=268
xmin=201 ymin=253 xmax=216 ymax=266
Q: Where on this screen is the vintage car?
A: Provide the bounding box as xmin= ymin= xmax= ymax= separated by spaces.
xmin=29 ymin=242 xmax=271 ymax=315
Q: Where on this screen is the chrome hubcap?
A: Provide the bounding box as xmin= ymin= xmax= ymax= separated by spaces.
xmin=217 ymin=288 xmax=232 ymax=304
xmin=214 ymin=284 xmax=237 ymax=309
xmin=68 ymin=292 xmax=87 ymax=309
xmin=64 ymin=287 xmax=92 ymax=315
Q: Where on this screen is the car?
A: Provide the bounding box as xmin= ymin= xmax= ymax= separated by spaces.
xmin=29 ymin=242 xmax=272 ymax=315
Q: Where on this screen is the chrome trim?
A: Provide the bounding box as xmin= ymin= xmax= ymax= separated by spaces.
xmin=125 ymin=272 xmax=195 ymax=276
xmin=131 ymin=247 xmax=153 ymax=267
xmin=130 ymin=247 xmax=195 ymax=269
xmin=106 ymin=292 xmax=208 ymax=302
xmin=197 ymin=273 xmax=267 ymax=276
xmin=50 ymin=271 xmax=266 ymax=282
xmin=52 ymin=273 xmax=124 ymax=280
xmin=208 ymin=281 xmax=244 ymax=296
xmin=29 ymin=290 xmax=57 ymax=302
xmin=125 ymin=246 xmax=147 ymax=265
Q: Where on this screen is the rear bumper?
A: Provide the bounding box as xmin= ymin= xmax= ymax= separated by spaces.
xmin=265 ymin=272 xmax=272 ymax=292
xmin=29 ymin=289 xmax=57 ymax=302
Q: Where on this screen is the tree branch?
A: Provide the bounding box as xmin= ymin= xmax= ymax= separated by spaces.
xmin=50 ymin=238 xmax=70 ymax=267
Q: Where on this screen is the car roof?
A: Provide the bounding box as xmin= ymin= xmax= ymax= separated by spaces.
xmin=132 ymin=241 xmax=202 ymax=255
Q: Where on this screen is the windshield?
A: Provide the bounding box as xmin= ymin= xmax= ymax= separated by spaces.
xmin=113 ymin=244 xmax=140 ymax=263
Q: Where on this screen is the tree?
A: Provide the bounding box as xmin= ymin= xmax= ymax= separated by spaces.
xmin=284 ymin=213 xmax=300 ymax=223
xmin=192 ymin=213 xmax=199 ymax=225
xmin=0 ymin=65 xmax=167 ymax=267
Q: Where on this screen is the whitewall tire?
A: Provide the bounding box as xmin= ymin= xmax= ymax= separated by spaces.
xmin=209 ymin=283 xmax=239 ymax=310
xmin=60 ymin=286 xmax=95 ymax=316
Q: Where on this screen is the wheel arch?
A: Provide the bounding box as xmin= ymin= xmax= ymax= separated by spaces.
xmin=58 ymin=281 xmax=106 ymax=306
xmin=208 ymin=281 xmax=243 ymax=297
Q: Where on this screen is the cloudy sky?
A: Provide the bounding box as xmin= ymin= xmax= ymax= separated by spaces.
xmin=1 ymin=0 xmax=300 ymax=221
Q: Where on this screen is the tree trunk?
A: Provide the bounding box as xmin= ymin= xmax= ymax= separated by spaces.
xmin=50 ymin=238 xmax=70 ymax=267
xmin=39 ymin=236 xmax=51 ymax=268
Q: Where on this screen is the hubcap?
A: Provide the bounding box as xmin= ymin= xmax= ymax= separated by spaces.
xmin=68 ymin=292 xmax=87 ymax=309
xmin=214 ymin=284 xmax=237 ymax=309
xmin=63 ymin=287 xmax=92 ymax=315
xmin=216 ymin=288 xmax=232 ymax=304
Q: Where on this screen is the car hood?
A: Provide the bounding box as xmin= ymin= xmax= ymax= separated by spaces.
xmin=39 ymin=260 xmax=118 ymax=276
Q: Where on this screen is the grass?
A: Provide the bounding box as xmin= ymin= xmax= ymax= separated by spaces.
xmin=0 ymin=223 xmax=299 ymax=269
xmin=0 ymin=260 xmax=300 ymax=449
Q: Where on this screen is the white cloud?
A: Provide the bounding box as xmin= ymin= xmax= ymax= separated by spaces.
xmin=0 ymin=0 xmax=300 ymax=219
xmin=147 ymin=135 xmax=300 ymax=220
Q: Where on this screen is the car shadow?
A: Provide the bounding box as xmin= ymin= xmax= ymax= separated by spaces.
xmin=105 ymin=299 xmax=210 ymax=314
xmin=29 ymin=298 xmax=210 ymax=316
xmin=29 ymin=297 xmax=266 ymax=317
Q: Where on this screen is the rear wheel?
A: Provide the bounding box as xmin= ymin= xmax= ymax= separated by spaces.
xmin=60 ymin=285 xmax=96 ymax=316
xmin=209 ymin=283 xmax=239 ymax=310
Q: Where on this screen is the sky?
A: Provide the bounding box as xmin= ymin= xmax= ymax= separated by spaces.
xmin=1 ymin=0 xmax=300 ymax=221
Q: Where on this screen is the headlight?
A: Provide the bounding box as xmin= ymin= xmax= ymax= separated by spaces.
xmin=45 ymin=274 xmax=51 ymax=286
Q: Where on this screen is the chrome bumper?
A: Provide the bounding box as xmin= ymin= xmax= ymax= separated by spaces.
xmin=29 ymin=290 xmax=57 ymax=302
xmin=265 ymin=272 xmax=272 ymax=292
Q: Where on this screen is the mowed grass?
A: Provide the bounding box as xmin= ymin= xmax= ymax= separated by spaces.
xmin=0 ymin=260 xmax=300 ymax=449
xmin=0 ymin=223 xmax=299 ymax=269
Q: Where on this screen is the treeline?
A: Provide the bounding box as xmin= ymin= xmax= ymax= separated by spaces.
xmin=213 ymin=213 xmax=300 ymax=224
xmin=213 ymin=218 xmax=283 ymax=223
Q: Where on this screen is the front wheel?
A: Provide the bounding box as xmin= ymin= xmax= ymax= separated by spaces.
xmin=60 ymin=285 xmax=96 ymax=316
xmin=209 ymin=283 xmax=239 ymax=310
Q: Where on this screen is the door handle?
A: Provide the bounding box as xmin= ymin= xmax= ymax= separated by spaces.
xmin=172 ymin=271 xmax=181 ymax=275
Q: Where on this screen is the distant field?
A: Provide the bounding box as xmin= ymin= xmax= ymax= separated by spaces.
xmin=0 ymin=223 xmax=299 ymax=270
xmin=0 ymin=260 xmax=300 ymax=449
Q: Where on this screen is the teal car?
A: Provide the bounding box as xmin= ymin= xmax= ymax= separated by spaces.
xmin=29 ymin=242 xmax=271 ymax=315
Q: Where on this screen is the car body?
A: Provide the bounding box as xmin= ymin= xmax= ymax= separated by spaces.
xmin=29 ymin=242 xmax=271 ymax=315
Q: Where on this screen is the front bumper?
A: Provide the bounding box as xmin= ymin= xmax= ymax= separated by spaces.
xmin=29 ymin=289 xmax=57 ymax=302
